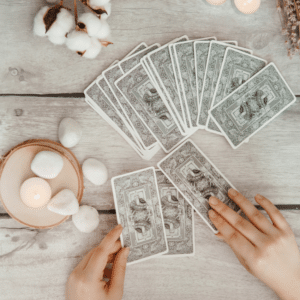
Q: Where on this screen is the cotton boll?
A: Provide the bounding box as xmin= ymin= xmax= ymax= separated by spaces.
xmin=78 ymin=13 xmax=102 ymax=37
xmin=33 ymin=6 xmax=49 ymax=37
xmin=83 ymin=37 xmax=102 ymax=59
xmin=72 ymin=205 xmax=100 ymax=233
xmin=48 ymin=34 xmax=66 ymax=45
xmin=89 ymin=0 xmax=110 ymax=8
xmin=66 ymin=31 xmax=92 ymax=52
xmin=95 ymin=20 xmax=110 ymax=39
xmin=47 ymin=8 xmax=74 ymax=37
xmin=100 ymin=2 xmax=111 ymax=20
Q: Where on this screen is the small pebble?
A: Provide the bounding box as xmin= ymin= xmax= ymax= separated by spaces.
xmin=31 ymin=151 xmax=64 ymax=179
xmin=58 ymin=118 xmax=82 ymax=148
xmin=47 ymin=189 xmax=79 ymax=216
xmin=72 ymin=205 xmax=100 ymax=233
xmin=82 ymin=158 xmax=108 ymax=186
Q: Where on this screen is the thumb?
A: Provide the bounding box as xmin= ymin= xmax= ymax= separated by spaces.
xmin=108 ymin=247 xmax=130 ymax=300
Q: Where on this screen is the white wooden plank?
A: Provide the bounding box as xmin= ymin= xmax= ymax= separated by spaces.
xmin=0 ymin=0 xmax=299 ymax=94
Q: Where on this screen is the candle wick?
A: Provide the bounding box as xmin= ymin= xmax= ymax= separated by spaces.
xmin=34 ymin=194 xmax=41 ymax=200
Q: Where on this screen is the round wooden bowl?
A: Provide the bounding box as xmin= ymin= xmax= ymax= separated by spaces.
xmin=0 ymin=139 xmax=84 ymax=229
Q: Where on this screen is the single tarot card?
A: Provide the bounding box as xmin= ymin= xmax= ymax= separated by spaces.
xmin=174 ymin=41 xmax=198 ymax=127
xmin=170 ymin=44 xmax=192 ymax=129
xmin=158 ymin=139 xmax=239 ymax=233
xmin=142 ymin=56 xmax=188 ymax=136
xmin=221 ymin=41 xmax=238 ymax=46
xmin=103 ymin=64 xmax=157 ymax=149
xmin=209 ymin=63 xmax=296 ymax=149
xmin=124 ymin=42 xmax=148 ymax=59
xmin=206 ymin=49 xmax=267 ymax=133
xmin=119 ymin=43 xmax=160 ymax=74
xmin=197 ymin=41 xmax=253 ymax=128
xmin=112 ymin=167 xmax=168 ymax=265
xmin=194 ymin=41 xmax=211 ymax=128
xmin=116 ymin=63 xmax=189 ymax=153
xmin=155 ymin=170 xmax=195 ymax=256
xmin=147 ymin=42 xmax=188 ymax=130
xmin=164 ymin=35 xmax=189 ymax=46
xmin=109 ymin=60 xmax=119 ymax=68
xmin=84 ymin=81 xmax=141 ymax=150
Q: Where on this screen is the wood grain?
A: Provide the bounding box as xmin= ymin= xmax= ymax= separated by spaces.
xmin=2 ymin=211 xmax=300 ymax=300
xmin=0 ymin=96 xmax=300 ymax=214
xmin=0 ymin=0 xmax=300 ymax=95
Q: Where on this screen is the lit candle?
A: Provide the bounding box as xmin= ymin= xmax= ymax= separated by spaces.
xmin=234 ymin=0 xmax=261 ymax=14
xmin=20 ymin=178 xmax=52 ymax=209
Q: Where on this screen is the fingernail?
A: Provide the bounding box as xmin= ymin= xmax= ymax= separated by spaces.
xmin=209 ymin=196 xmax=219 ymax=205
xmin=209 ymin=210 xmax=217 ymax=219
xmin=255 ymin=194 xmax=263 ymax=201
xmin=229 ymin=188 xmax=238 ymax=196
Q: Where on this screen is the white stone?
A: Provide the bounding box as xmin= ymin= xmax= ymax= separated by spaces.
xmin=31 ymin=151 xmax=64 ymax=179
xmin=82 ymin=158 xmax=108 ymax=186
xmin=72 ymin=205 xmax=99 ymax=233
xmin=58 ymin=118 xmax=82 ymax=148
xmin=47 ymin=189 xmax=79 ymax=215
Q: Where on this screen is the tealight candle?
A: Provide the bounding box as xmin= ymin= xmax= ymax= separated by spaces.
xmin=234 ymin=0 xmax=261 ymax=14
xmin=20 ymin=178 xmax=52 ymax=209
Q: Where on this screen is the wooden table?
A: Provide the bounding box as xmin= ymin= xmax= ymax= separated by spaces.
xmin=1 ymin=1 xmax=300 ymax=299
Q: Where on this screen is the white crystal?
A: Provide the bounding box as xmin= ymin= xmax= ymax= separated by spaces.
xmin=47 ymin=189 xmax=79 ymax=215
xmin=82 ymin=158 xmax=108 ymax=186
xmin=31 ymin=151 xmax=64 ymax=179
xmin=58 ymin=118 xmax=82 ymax=148
xmin=72 ymin=205 xmax=100 ymax=233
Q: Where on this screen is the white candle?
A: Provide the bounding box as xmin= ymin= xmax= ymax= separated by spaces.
xmin=234 ymin=0 xmax=261 ymax=14
xmin=20 ymin=178 xmax=52 ymax=208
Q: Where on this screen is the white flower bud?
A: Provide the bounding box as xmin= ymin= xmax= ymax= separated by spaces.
xmin=48 ymin=34 xmax=66 ymax=45
xmin=78 ymin=13 xmax=102 ymax=37
xmin=33 ymin=6 xmax=49 ymax=37
xmin=66 ymin=31 xmax=92 ymax=52
xmin=83 ymin=37 xmax=102 ymax=59
xmin=89 ymin=0 xmax=110 ymax=8
xmin=95 ymin=20 xmax=110 ymax=39
xmin=47 ymin=8 xmax=74 ymax=38
xmin=101 ymin=2 xmax=111 ymax=20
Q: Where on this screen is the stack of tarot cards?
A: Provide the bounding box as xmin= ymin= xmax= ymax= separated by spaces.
xmin=85 ymin=36 xmax=296 ymax=158
xmin=112 ymin=139 xmax=243 ymax=265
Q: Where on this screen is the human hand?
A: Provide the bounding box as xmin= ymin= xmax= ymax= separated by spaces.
xmin=208 ymin=189 xmax=300 ymax=300
xmin=66 ymin=224 xmax=130 ymax=300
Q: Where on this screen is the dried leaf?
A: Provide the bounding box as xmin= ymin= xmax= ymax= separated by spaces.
xmin=100 ymin=41 xmax=113 ymax=47
xmin=44 ymin=5 xmax=62 ymax=33
xmin=78 ymin=0 xmax=107 ymax=16
xmin=77 ymin=51 xmax=86 ymax=56
xmin=76 ymin=22 xmax=88 ymax=33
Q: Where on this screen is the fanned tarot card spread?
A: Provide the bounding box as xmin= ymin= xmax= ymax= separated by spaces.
xmin=194 ymin=41 xmax=211 ymax=128
xmin=112 ymin=167 xmax=168 ymax=265
xmin=158 ymin=140 xmax=239 ymax=233
xmin=119 ymin=44 xmax=160 ymax=74
xmin=206 ymin=49 xmax=267 ymax=134
xmin=124 ymin=42 xmax=148 ymax=59
xmin=155 ymin=170 xmax=195 ymax=256
xmin=209 ymin=63 xmax=296 ymax=149
xmin=174 ymin=41 xmax=199 ymax=128
xmin=103 ymin=64 xmax=157 ymax=150
xmin=147 ymin=37 xmax=188 ymax=131
xmin=116 ymin=63 xmax=189 ymax=153
xmin=197 ymin=41 xmax=253 ymax=128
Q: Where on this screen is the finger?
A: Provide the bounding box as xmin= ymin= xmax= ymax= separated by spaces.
xmin=99 ymin=224 xmax=123 ymax=252
xmin=74 ymin=248 xmax=96 ymax=272
xmin=255 ymin=194 xmax=291 ymax=231
xmin=209 ymin=210 xmax=255 ymax=257
xmin=228 ymin=189 xmax=275 ymax=234
xmin=108 ymin=247 xmax=130 ymax=300
xmin=209 ymin=196 xmax=265 ymax=245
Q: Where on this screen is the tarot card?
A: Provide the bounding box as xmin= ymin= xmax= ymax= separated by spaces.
xmin=174 ymin=41 xmax=199 ymax=127
xmin=124 ymin=42 xmax=148 ymax=59
xmin=158 ymin=139 xmax=239 ymax=233
xmin=209 ymin=63 xmax=296 ymax=149
xmin=147 ymin=37 xmax=188 ymax=131
xmin=112 ymin=167 xmax=168 ymax=265
xmin=206 ymin=49 xmax=267 ymax=134
xmin=221 ymin=41 xmax=238 ymax=46
xmin=197 ymin=41 xmax=253 ymax=128
xmin=119 ymin=43 xmax=160 ymax=74
xmin=116 ymin=63 xmax=190 ymax=153
xmin=103 ymin=64 xmax=157 ymax=150
xmin=155 ymin=170 xmax=195 ymax=256
xmin=194 ymin=41 xmax=211 ymax=128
